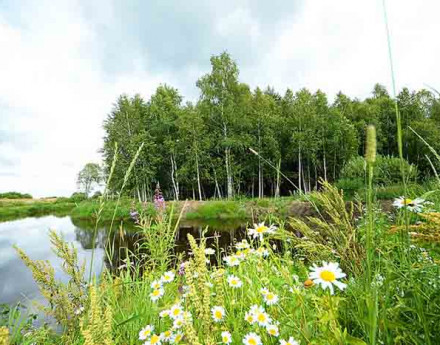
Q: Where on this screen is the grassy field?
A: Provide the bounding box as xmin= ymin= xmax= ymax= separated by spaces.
xmin=3 ymin=182 xmax=440 ymax=344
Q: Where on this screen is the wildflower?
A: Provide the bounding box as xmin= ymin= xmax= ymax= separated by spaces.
xmin=151 ymin=280 xmax=163 ymax=289
xmin=173 ymin=317 xmax=185 ymax=329
xmin=205 ymin=248 xmax=216 ymax=255
xmin=144 ymin=334 xmax=162 ymax=345
xmin=267 ymin=324 xmax=279 ymax=337
xmin=227 ymin=275 xmax=243 ymax=288
xmin=159 ymin=309 xmax=170 ymax=318
xmin=211 ymin=306 xmax=226 ymax=322
xmin=263 ymin=291 xmax=279 ymax=305
xmin=161 ymin=330 xmax=173 ymax=341
xmin=223 ymin=255 xmax=240 ymax=267
xmin=255 ymin=310 xmax=272 ymax=327
xmin=170 ymin=304 xmax=183 ymax=319
xmin=150 ymin=288 xmax=165 ymax=302
xmin=245 ymin=311 xmax=256 ymax=324
xmin=171 ymin=332 xmax=184 ymax=344
xmin=139 ymin=325 xmax=154 ymax=340
xmin=243 ymin=332 xmax=262 ymax=345
xmin=161 ymin=271 xmax=175 ymax=283
xmin=221 ymin=331 xmax=232 ymax=344
xmin=255 ymin=247 xmax=269 ymax=257
xmin=74 ymin=306 xmax=84 ymax=315
xmin=248 ymin=222 xmax=276 ymax=240
xmin=178 ymin=262 xmax=187 ymax=276
xmin=392 ymin=197 xmax=431 ymax=212
xmin=236 ymin=239 xmax=250 ymax=249
xmin=280 ymin=337 xmax=300 ymax=345
xmin=309 ymin=261 xmax=346 ymax=295
xmin=249 ymin=304 xmax=265 ymax=315
xmin=260 ymin=287 xmax=270 ymax=296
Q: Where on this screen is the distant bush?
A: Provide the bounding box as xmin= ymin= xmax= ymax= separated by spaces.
xmin=0 ymin=192 xmax=33 ymax=199
xmin=339 ymin=155 xmax=418 ymax=186
xmin=91 ymin=191 xmax=102 ymax=199
xmin=54 ymin=197 xmax=72 ymax=204
xmin=70 ymin=192 xmax=87 ymax=203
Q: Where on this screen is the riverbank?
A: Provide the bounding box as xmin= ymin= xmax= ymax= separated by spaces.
xmin=0 ymin=182 xmax=431 ymax=223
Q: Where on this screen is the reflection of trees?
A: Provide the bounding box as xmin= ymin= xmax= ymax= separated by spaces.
xmin=70 ymin=216 xmax=248 ymax=272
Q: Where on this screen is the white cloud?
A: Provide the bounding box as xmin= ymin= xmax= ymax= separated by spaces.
xmin=243 ymin=0 xmax=440 ymax=100
xmin=0 ymin=0 xmax=164 ymax=197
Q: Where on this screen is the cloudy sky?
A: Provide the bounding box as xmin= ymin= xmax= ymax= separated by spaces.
xmin=0 ymin=0 xmax=439 ymax=197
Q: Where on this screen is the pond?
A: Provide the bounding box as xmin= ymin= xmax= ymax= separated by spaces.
xmin=0 ymin=215 xmax=247 ymax=310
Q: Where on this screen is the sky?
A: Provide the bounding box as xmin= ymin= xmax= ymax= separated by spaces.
xmin=0 ymin=0 xmax=439 ymax=197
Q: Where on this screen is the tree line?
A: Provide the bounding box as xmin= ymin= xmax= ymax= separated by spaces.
xmin=101 ymin=52 xmax=440 ymax=201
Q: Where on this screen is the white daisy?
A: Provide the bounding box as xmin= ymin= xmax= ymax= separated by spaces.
xmin=280 ymin=337 xmax=300 ymax=345
xmin=160 ymin=330 xmax=173 ymax=342
xmin=244 ymin=311 xmax=256 ymax=324
xmin=227 ymin=275 xmax=243 ymax=288
xmin=169 ymin=304 xmax=183 ymax=319
xmin=243 ymin=332 xmax=262 ymax=345
xmin=249 ymin=304 xmax=265 ymax=315
xmin=211 ymin=306 xmax=225 ymax=322
xmin=309 ymin=261 xmax=347 ymax=295
xmin=221 ymin=331 xmax=232 ymax=344
xmin=171 ymin=332 xmax=184 ymax=344
xmin=161 ymin=271 xmax=175 ymax=283
xmin=205 ymin=248 xmax=216 ymax=255
xmin=260 ymin=287 xmax=270 ymax=296
xmin=248 ymin=222 xmax=277 ymax=240
xmin=263 ymin=291 xmax=279 ymax=305
xmin=223 ymin=255 xmax=240 ymax=267
xmin=255 ymin=247 xmax=269 ymax=257
xmin=159 ymin=309 xmax=170 ymax=318
xmin=255 ymin=310 xmax=272 ymax=327
xmin=266 ymin=324 xmax=279 ymax=337
xmin=393 ymin=196 xmax=432 ymax=212
xmin=173 ymin=317 xmax=185 ymax=329
xmin=144 ymin=334 xmax=162 ymax=345
xmin=236 ymin=239 xmax=250 ymax=249
xmin=139 ymin=325 xmax=154 ymax=340
xmin=151 ymin=280 xmax=163 ymax=289
xmin=150 ymin=288 xmax=165 ymax=302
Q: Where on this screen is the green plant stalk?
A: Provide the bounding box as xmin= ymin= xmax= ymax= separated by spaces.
xmin=89 ymin=142 xmax=118 ymax=283
xmin=383 ymin=2 xmax=431 ymax=344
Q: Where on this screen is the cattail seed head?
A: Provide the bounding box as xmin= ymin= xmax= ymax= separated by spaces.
xmin=365 ymin=125 xmax=377 ymax=164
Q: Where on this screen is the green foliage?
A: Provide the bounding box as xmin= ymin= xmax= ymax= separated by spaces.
xmin=185 ymin=200 xmax=247 ymax=220
xmin=0 ymin=192 xmax=32 ymax=199
xmin=0 ymin=200 xmax=74 ymax=222
xmin=340 ymin=155 xmax=417 ymax=187
xmin=70 ymin=192 xmax=87 ymax=203
xmin=76 ymin=163 xmax=102 ymax=197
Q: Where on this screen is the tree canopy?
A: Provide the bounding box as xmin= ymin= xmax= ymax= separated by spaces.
xmin=101 ymin=52 xmax=440 ymax=200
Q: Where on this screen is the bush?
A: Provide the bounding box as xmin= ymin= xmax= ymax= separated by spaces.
xmin=70 ymin=192 xmax=87 ymax=203
xmin=0 ymin=192 xmax=32 ymax=199
xmin=339 ymin=155 xmax=418 ymax=187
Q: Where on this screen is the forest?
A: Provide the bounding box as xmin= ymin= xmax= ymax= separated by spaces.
xmin=102 ymin=52 xmax=440 ymax=201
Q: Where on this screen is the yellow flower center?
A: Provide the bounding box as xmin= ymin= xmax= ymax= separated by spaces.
xmin=320 ymin=270 xmax=336 ymax=282
xmin=142 ymin=330 xmax=151 ymax=337
xmin=164 ymin=331 xmax=171 ymax=337
xmin=249 ymin=338 xmax=257 ymax=345
xmin=215 ymin=310 xmax=223 ymax=319
xmin=175 ymin=334 xmax=182 ymax=342
xmin=404 ymin=198 xmax=413 ymax=205
xmin=269 ymin=329 xmax=276 ymax=335
xmin=257 ymin=313 xmax=266 ymax=322
xmin=267 ymin=293 xmax=274 ymax=300
xmin=173 ymin=309 xmax=181 ymax=316
xmin=222 ymin=336 xmax=229 ymax=342
xmin=256 ymin=226 xmax=267 ymax=233
xmin=150 ymin=334 xmax=160 ymax=344
xmin=153 ymin=290 xmax=160 ymax=296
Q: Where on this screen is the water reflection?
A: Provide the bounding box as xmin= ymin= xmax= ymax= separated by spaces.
xmin=0 ymin=215 xmax=247 ymax=308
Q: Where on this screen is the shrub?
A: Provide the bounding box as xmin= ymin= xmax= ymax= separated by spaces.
xmin=339 ymin=155 xmax=418 ymax=189
xmin=70 ymin=192 xmax=87 ymax=203
xmin=0 ymin=192 xmax=32 ymax=199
